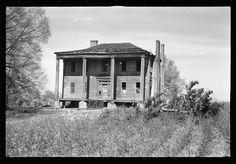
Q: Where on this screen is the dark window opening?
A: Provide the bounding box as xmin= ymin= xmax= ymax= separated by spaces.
xmin=71 ymin=82 xmax=75 ymax=93
xmin=102 ymin=60 xmax=109 ymax=72
xmin=71 ymin=61 xmax=75 ymax=72
xmin=121 ymin=60 xmax=126 ymax=72
xmin=136 ymin=59 xmax=141 ymax=72
xmin=136 ymin=82 xmax=140 ymax=93
xmin=121 ymin=82 xmax=126 ymax=93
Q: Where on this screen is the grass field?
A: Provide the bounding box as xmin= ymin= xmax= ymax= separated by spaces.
xmin=5 ymin=102 xmax=230 ymax=157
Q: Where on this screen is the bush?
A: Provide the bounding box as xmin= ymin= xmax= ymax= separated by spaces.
xmin=87 ymin=100 xmax=104 ymax=109
xmin=167 ymin=80 xmax=222 ymax=118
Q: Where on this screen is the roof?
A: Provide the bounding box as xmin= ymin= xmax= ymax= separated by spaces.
xmin=55 ymin=42 xmax=150 ymax=55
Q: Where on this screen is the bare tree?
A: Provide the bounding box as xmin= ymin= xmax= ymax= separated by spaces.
xmin=6 ymin=7 xmax=50 ymax=108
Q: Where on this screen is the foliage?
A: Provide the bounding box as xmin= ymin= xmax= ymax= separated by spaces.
xmin=41 ymin=90 xmax=55 ymax=106
xmin=167 ymin=80 xmax=223 ymax=118
xmin=6 ymin=107 xmax=230 ymax=157
xmin=163 ymin=55 xmax=186 ymax=102
xmin=87 ymin=100 xmax=104 ymax=109
xmin=6 ymin=7 xmax=51 ymax=108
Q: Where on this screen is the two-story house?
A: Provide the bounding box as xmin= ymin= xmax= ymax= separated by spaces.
xmin=54 ymin=40 xmax=165 ymax=108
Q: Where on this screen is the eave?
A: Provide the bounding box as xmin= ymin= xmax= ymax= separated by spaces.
xmin=55 ymin=51 xmax=151 ymax=59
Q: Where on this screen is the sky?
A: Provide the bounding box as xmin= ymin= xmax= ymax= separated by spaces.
xmin=41 ymin=7 xmax=230 ymax=102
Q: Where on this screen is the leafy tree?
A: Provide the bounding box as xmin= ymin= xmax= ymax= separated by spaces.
xmin=41 ymin=90 xmax=55 ymax=106
xmin=171 ymin=80 xmax=222 ymax=118
xmin=163 ymin=55 xmax=186 ymax=103
xmin=6 ymin=7 xmax=50 ymax=108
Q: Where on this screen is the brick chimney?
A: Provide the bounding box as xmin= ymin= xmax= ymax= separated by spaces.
xmin=151 ymin=40 xmax=161 ymax=97
xmin=90 ymin=40 xmax=98 ymax=47
xmin=160 ymin=44 xmax=165 ymax=95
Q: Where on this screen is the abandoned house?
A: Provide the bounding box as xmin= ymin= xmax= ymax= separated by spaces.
xmin=54 ymin=40 xmax=165 ymax=108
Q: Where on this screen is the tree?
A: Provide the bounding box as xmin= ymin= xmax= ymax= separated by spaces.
xmin=41 ymin=90 xmax=55 ymax=106
xmin=163 ymin=55 xmax=186 ymax=104
xmin=6 ymin=7 xmax=50 ymax=108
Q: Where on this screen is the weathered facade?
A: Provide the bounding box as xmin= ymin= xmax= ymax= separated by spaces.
xmin=54 ymin=40 xmax=165 ymax=108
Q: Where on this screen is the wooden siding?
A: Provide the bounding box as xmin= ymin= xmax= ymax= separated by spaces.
xmin=63 ymin=76 xmax=84 ymax=98
xmin=116 ymin=76 xmax=141 ymax=101
xmin=88 ymin=76 xmax=97 ymax=99
xmin=62 ymin=56 xmax=155 ymax=101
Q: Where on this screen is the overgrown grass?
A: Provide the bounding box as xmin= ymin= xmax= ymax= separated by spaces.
xmin=6 ymin=105 xmax=230 ymax=157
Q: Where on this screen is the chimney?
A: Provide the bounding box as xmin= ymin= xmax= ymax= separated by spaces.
xmin=90 ymin=40 xmax=98 ymax=47
xmin=160 ymin=44 xmax=165 ymax=95
xmin=151 ymin=40 xmax=161 ymax=97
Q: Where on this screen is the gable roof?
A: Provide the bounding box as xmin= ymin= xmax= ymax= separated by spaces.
xmin=55 ymin=42 xmax=150 ymax=55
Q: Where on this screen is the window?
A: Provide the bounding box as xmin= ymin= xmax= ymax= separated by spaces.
xmin=121 ymin=60 xmax=126 ymax=72
xmin=136 ymin=82 xmax=140 ymax=93
xmin=71 ymin=82 xmax=75 ymax=93
xmin=102 ymin=60 xmax=108 ymax=72
xmin=136 ymin=59 xmax=141 ymax=72
xmin=121 ymin=82 xmax=126 ymax=94
xmin=71 ymin=61 xmax=75 ymax=72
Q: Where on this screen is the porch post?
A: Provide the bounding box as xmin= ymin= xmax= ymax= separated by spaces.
xmin=146 ymin=55 xmax=151 ymax=99
xmin=140 ymin=56 xmax=145 ymax=101
xmin=82 ymin=58 xmax=87 ymax=99
xmin=54 ymin=58 xmax=60 ymax=108
xmin=110 ymin=57 xmax=115 ymax=100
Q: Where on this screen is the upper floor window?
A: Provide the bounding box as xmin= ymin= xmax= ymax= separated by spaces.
xmin=102 ymin=60 xmax=109 ymax=72
xmin=121 ymin=60 xmax=126 ymax=72
xmin=71 ymin=61 xmax=75 ymax=72
xmin=71 ymin=82 xmax=75 ymax=93
xmin=136 ymin=59 xmax=141 ymax=72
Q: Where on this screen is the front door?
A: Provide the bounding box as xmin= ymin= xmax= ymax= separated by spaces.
xmin=97 ymin=80 xmax=111 ymax=99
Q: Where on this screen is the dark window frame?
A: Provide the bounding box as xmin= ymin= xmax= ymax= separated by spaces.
xmin=136 ymin=82 xmax=140 ymax=94
xmin=71 ymin=61 xmax=75 ymax=72
xmin=136 ymin=59 xmax=141 ymax=72
xmin=121 ymin=82 xmax=126 ymax=93
xmin=121 ymin=60 xmax=126 ymax=72
xmin=102 ymin=60 xmax=109 ymax=72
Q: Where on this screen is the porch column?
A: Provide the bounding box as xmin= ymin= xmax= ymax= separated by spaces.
xmin=82 ymin=58 xmax=87 ymax=99
xmin=140 ymin=56 xmax=145 ymax=101
xmin=110 ymin=57 xmax=115 ymax=100
xmin=54 ymin=58 xmax=60 ymax=108
xmin=146 ymin=55 xmax=151 ymax=99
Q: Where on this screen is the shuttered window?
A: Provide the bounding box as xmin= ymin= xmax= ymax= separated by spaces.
xmin=71 ymin=82 xmax=75 ymax=93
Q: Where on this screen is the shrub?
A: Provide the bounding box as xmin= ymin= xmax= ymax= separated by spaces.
xmin=87 ymin=100 xmax=104 ymax=109
xmin=167 ymin=80 xmax=222 ymax=118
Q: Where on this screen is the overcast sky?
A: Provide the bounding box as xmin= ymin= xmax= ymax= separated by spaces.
xmin=41 ymin=7 xmax=230 ymax=101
